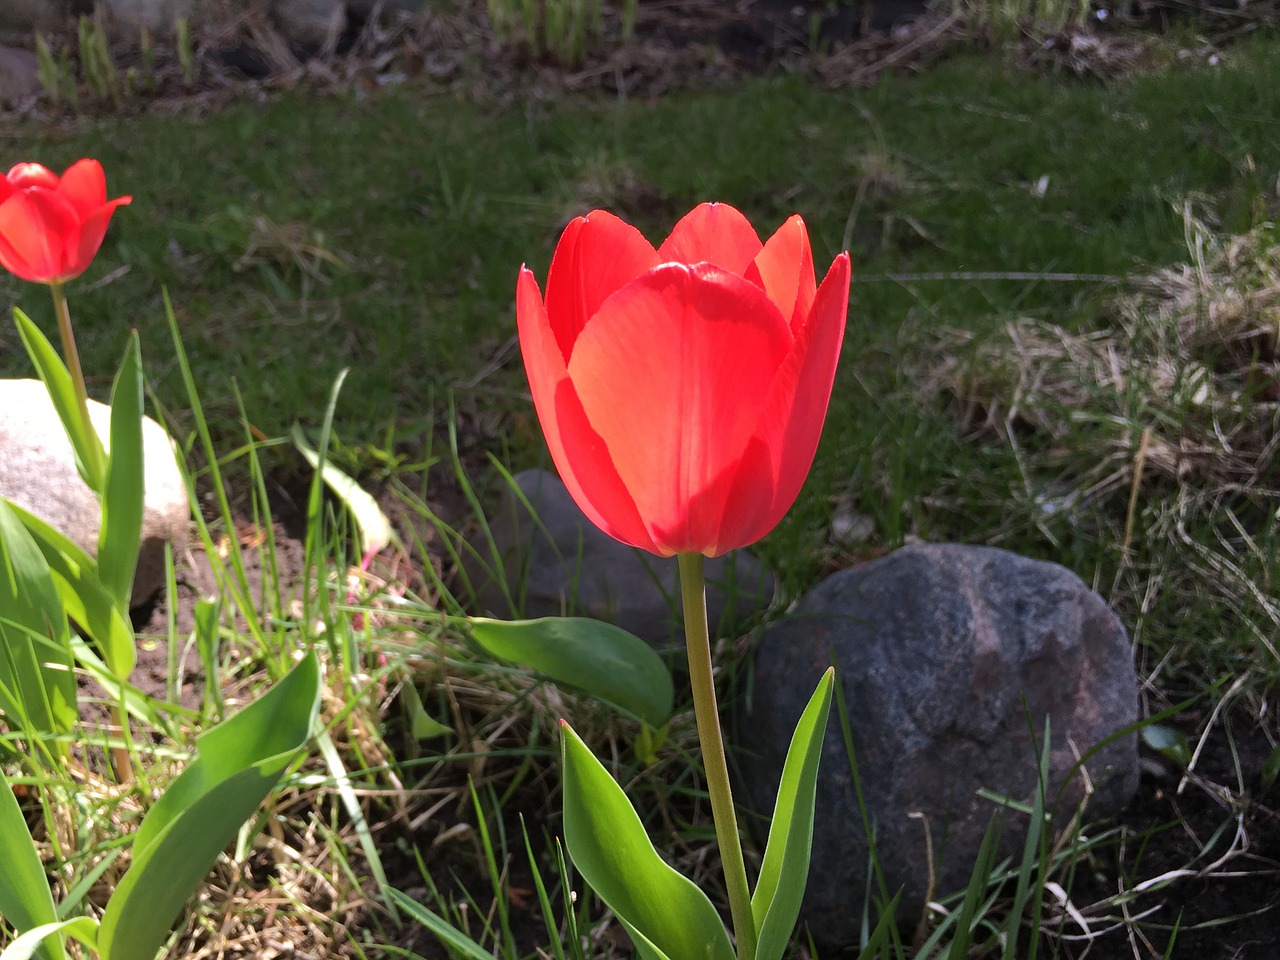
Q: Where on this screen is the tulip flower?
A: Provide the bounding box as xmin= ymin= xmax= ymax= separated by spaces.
xmin=521 ymin=205 xmax=849 ymax=960
xmin=0 ymin=158 xmax=132 ymax=285
xmin=517 ymin=202 xmax=850 ymax=559
xmin=0 ymin=159 xmax=131 ymax=537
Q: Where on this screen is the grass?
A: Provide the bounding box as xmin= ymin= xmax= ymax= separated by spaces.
xmin=2 ymin=15 xmax=1280 ymax=960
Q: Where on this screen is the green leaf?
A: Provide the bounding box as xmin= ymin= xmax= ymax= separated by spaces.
xmin=12 ymin=309 xmax=106 ymax=492
xmin=96 ymin=652 xmax=321 ymax=960
xmin=403 ymin=685 xmax=453 ymax=741
xmin=470 ymin=617 xmax=673 ymax=726
xmin=560 ymin=723 xmax=734 ymax=960
xmin=97 ymin=332 xmax=145 ymax=614
xmin=291 ymin=423 xmax=392 ymax=557
xmin=751 ymin=667 xmax=835 ymax=960
xmin=0 ymin=918 xmax=97 ymax=960
xmin=0 ymin=768 xmax=64 ymax=960
xmin=6 ymin=502 xmax=135 ymax=682
xmin=0 ymin=500 xmax=76 ymax=746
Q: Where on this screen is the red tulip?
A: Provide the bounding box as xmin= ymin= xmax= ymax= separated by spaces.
xmin=0 ymin=159 xmax=132 ymax=285
xmin=518 ymin=202 xmax=850 ymax=558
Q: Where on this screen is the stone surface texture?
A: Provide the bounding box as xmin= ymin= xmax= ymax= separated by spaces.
xmin=470 ymin=469 xmax=776 ymax=650
xmin=0 ymin=46 xmax=40 ymax=106
xmin=736 ymin=542 xmax=1140 ymax=946
xmin=0 ymin=379 xmax=190 ymax=608
xmin=271 ymin=0 xmax=347 ymax=48
xmin=100 ymin=0 xmax=194 ymax=32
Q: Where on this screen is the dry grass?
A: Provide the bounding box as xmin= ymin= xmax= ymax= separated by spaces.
xmin=925 ymin=204 xmax=1280 ymax=504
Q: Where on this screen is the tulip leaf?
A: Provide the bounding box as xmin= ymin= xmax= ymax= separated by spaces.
xmin=12 ymin=309 xmax=106 ymax=492
xmin=96 ymin=652 xmax=321 ymax=960
xmin=560 ymin=723 xmax=734 ymax=960
xmin=0 ymin=767 xmax=64 ymax=960
xmin=97 ymin=332 xmax=145 ymax=616
xmin=402 ymin=684 xmax=453 ymax=742
xmin=751 ymin=667 xmax=835 ymax=960
xmin=6 ymin=502 xmax=136 ymax=682
xmin=0 ymin=918 xmax=98 ymax=960
xmin=0 ymin=499 xmax=77 ymax=748
xmin=469 ymin=617 xmax=672 ymax=726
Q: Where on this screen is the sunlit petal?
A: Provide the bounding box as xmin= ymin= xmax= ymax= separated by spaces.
xmin=544 ymin=211 xmax=660 ymax=361
xmin=714 ymin=252 xmax=850 ymax=552
xmin=56 ymin=159 xmax=109 ymax=219
xmin=0 ymin=190 xmax=75 ymax=282
xmin=517 ymin=265 xmax=656 ymax=552
xmin=568 ymin=263 xmax=790 ymax=553
xmin=657 ymin=202 xmax=762 ymax=276
xmin=745 ymin=214 xmax=816 ymax=333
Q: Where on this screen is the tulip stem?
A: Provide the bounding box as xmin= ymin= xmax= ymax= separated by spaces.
xmin=48 ymin=281 xmax=105 ymax=486
xmin=49 ymin=282 xmax=130 ymax=783
xmin=678 ymin=552 xmax=756 ymax=960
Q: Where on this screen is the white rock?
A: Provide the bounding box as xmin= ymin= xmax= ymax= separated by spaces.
xmin=0 ymin=379 xmax=190 ymax=608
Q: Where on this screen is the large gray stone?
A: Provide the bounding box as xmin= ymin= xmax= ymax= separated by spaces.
xmin=271 ymin=0 xmax=347 ymax=49
xmin=736 ymin=542 xmax=1139 ymax=946
xmin=470 ymin=469 xmax=777 ymax=650
xmin=0 ymin=46 xmax=41 ymax=107
xmin=100 ymin=0 xmax=194 ymax=33
xmin=0 ymin=379 xmax=190 ymax=608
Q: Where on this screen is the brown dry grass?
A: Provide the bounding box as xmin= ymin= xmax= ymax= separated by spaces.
xmin=924 ymin=204 xmax=1280 ymax=504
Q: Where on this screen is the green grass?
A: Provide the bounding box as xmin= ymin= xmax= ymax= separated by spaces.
xmin=3 ymin=25 xmax=1280 ymax=959
xmin=5 ymin=37 xmax=1278 ymax=461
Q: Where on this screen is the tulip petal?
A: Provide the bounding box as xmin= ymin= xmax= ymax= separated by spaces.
xmin=710 ymin=252 xmax=849 ymax=554
xmin=517 ymin=266 xmax=657 ymax=553
xmin=5 ymin=163 xmax=59 ymax=191
xmin=0 ymin=189 xmax=77 ymax=283
xmin=568 ymin=263 xmax=791 ymax=555
xmin=745 ymin=215 xmax=816 ymax=334
xmin=543 ymin=211 xmax=661 ymax=362
xmin=56 ymin=159 xmax=109 ymax=219
xmin=657 ymin=203 xmax=762 ymax=277
xmin=70 ymin=197 xmax=132 ymax=280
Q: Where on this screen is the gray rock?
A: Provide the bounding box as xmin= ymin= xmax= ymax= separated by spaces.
xmin=271 ymin=0 xmax=347 ymax=49
xmin=0 ymin=46 xmax=41 ymax=107
xmin=470 ymin=469 xmax=777 ymax=650
xmin=736 ymin=542 xmax=1139 ymax=946
xmin=100 ymin=0 xmax=194 ymax=33
xmin=0 ymin=379 xmax=190 ymax=608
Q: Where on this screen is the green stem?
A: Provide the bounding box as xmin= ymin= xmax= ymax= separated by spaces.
xmin=48 ymin=281 xmax=104 ymax=483
xmin=678 ymin=552 xmax=756 ymax=960
xmin=49 ymin=282 xmax=130 ymax=781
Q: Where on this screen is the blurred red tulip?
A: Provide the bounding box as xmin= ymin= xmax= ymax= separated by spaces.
xmin=518 ymin=202 xmax=850 ymax=558
xmin=0 ymin=159 xmax=131 ymax=285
